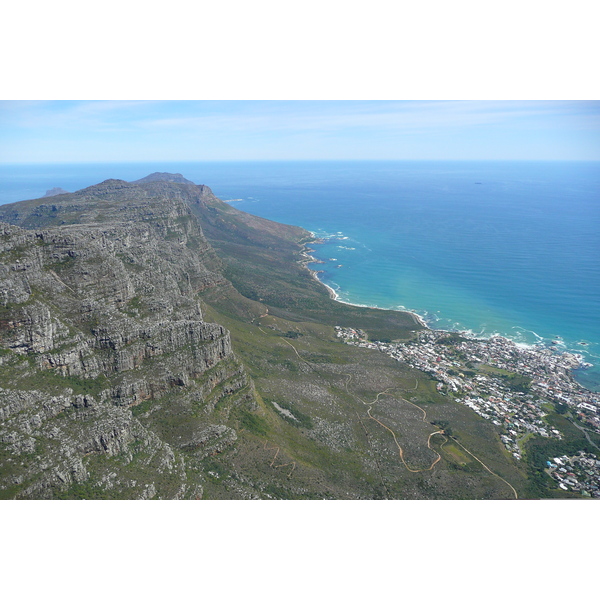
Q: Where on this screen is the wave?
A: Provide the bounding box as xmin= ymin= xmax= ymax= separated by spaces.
xmin=511 ymin=326 xmax=546 ymax=343
xmin=309 ymin=229 xmax=348 ymax=240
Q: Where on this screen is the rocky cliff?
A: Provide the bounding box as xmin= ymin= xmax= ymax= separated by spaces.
xmin=0 ymin=178 xmax=255 ymax=499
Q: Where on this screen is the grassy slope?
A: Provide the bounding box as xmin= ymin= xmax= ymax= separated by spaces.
xmin=188 ymin=191 xmax=423 ymax=341
xmin=192 ymin=195 xmax=532 ymax=499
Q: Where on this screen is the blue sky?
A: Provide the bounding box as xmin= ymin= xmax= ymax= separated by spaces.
xmin=1 ymin=100 xmax=599 ymax=163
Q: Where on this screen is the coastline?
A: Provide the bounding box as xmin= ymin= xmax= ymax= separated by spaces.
xmin=300 ymin=234 xmax=429 ymax=330
xmin=298 ymin=233 xmax=595 ymax=389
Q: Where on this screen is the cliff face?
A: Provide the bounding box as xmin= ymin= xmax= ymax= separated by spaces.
xmin=0 ymin=179 xmax=254 ymax=499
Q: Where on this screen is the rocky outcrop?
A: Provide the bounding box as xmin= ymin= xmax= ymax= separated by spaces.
xmin=0 ymin=179 xmax=255 ymax=499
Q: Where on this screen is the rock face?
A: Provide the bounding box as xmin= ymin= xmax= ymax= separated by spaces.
xmin=0 ymin=178 xmax=254 ymax=499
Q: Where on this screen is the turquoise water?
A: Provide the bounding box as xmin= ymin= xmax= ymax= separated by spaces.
xmin=1 ymin=160 xmax=599 ymax=390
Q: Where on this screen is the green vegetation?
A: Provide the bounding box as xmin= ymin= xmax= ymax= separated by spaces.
xmin=497 ymin=372 xmax=532 ymax=393
xmin=555 ymin=402 xmax=569 ymax=415
xmin=475 ymin=363 xmax=532 ymax=392
xmin=431 ymin=419 xmax=453 ymax=436
xmin=123 ymin=295 xmax=146 ymax=317
xmin=54 ymin=481 xmax=121 ymax=500
xmin=235 ymin=407 xmax=269 ymax=436
xmin=524 ymin=414 xmax=600 ymax=497
xmin=283 ymin=330 xmax=303 ymax=339
xmin=435 ymin=333 xmax=471 ymax=345
xmin=0 ymin=355 xmax=110 ymax=397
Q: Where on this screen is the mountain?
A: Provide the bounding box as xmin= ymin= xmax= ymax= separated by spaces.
xmin=0 ymin=179 xmax=251 ymax=499
xmin=131 ymin=172 xmax=195 ymax=185
xmin=0 ymin=174 xmax=535 ymax=499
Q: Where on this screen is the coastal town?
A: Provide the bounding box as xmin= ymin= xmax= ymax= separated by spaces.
xmin=335 ymin=325 xmax=600 ymax=496
xmin=546 ymin=452 xmax=600 ymax=496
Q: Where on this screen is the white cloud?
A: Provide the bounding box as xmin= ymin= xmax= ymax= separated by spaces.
xmin=134 ymin=100 xmax=600 ymax=136
xmin=1 ymin=100 xmax=598 ymax=162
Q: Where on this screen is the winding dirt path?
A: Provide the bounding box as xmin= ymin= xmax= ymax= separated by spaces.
xmin=448 ymin=436 xmax=519 ymax=499
xmin=282 ymin=337 xmax=306 ymax=362
xmin=345 ymin=374 xmax=516 ymax=496
xmin=253 ymin=325 xmax=518 ymax=497
xmin=365 ymin=391 xmax=446 ymax=473
xmin=344 ymin=374 xmax=444 ymax=472
xmin=262 ymin=440 xmax=296 ymax=478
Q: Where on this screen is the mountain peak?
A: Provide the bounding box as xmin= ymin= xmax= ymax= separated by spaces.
xmin=132 ymin=172 xmax=195 ymax=185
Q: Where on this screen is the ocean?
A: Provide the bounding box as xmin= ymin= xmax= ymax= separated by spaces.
xmin=1 ymin=160 xmax=599 ymax=391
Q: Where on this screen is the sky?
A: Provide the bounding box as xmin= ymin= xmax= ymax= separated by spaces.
xmin=1 ymin=100 xmax=599 ymax=163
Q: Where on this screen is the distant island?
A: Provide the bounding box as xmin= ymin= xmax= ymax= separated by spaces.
xmin=43 ymin=187 xmax=69 ymax=197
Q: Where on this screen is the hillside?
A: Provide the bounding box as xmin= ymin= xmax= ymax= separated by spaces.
xmin=0 ymin=174 xmax=537 ymax=499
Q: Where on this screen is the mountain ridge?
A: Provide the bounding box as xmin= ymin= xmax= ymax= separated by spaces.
xmin=132 ymin=172 xmax=195 ymax=185
xmin=0 ymin=177 xmax=253 ymax=498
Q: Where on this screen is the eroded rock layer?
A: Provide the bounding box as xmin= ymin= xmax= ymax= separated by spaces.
xmin=0 ymin=180 xmax=254 ymax=499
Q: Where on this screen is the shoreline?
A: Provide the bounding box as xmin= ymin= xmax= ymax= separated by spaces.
xmin=300 ymin=234 xmax=428 ymax=329
xmin=298 ymin=234 xmax=596 ymax=386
